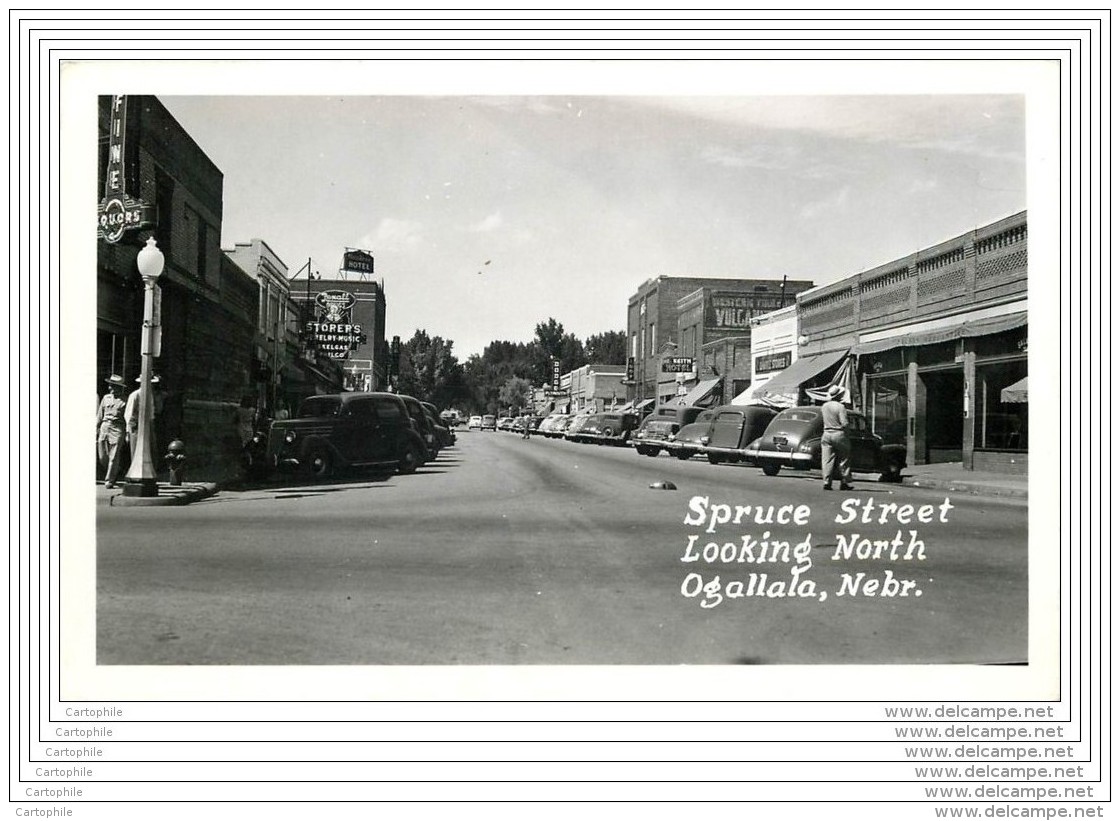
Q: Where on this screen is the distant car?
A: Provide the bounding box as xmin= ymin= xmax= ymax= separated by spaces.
xmin=630 ymin=405 xmax=705 ymax=457
xmin=481 ymin=414 xmax=497 ymax=431
xmin=399 ymin=394 xmax=440 ymax=460
xmin=266 ymin=392 xmax=428 ymax=479
xmin=743 ymin=405 xmax=906 ymax=482
xmin=697 ymin=405 xmax=778 ymax=465
xmin=468 ymin=415 xmax=482 ymax=430
xmin=563 ymin=414 xmax=596 ymax=443
xmin=538 ymin=414 xmax=569 ymax=438
xmin=578 ymin=412 xmax=640 ymax=445
xmin=663 ymin=408 xmax=718 ymax=460
xmin=497 ymin=416 xmax=514 ymax=431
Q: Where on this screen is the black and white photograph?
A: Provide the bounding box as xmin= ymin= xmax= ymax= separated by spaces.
xmin=74 ymin=61 xmax=1055 ymax=695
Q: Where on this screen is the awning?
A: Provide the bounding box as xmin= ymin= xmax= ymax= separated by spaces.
xmin=635 ymin=398 xmax=656 ymax=412
xmin=756 ymin=348 xmax=850 ymax=408
xmin=1001 ymin=376 xmax=1028 ymax=403
xmin=676 ymin=378 xmax=722 ymax=407
xmin=853 ymin=312 xmax=1027 ymax=355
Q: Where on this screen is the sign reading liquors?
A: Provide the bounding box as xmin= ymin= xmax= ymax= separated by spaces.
xmin=97 ymin=95 xmax=153 ymax=244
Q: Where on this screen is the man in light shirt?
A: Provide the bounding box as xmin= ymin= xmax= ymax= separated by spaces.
xmin=820 ymin=384 xmax=853 ymax=491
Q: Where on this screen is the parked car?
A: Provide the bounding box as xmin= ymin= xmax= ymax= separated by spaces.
xmin=663 ymin=409 xmax=718 ymax=460
xmin=563 ymin=414 xmax=597 ymax=443
xmin=578 ymin=412 xmax=640 ymax=445
xmin=266 ymin=392 xmax=428 ymax=479
xmin=481 ymin=414 xmax=497 ymax=431
xmin=421 ymin=401 xmax=456 ymax=448
xmin=743 ymin=405 xmax=906 ymax=481
xmin=697 ymin=405 xmax=778 ymax=465
xmin=468 ymin=415 xmax=483 ymax=430
xmin=399 ymin=394 xmax=440 ymax=460
xmin=630 ymin=405 xmax=704 ymax=457
xmin=538 ymin=414 xmax=569 ymax=438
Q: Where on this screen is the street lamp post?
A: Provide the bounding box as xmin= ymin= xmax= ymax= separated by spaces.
xmin=123 ymin=236 xmax=165 ymax=497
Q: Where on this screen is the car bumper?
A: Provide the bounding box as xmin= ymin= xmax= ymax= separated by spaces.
xmin=744 ymin=448 xmax=813 ymax=465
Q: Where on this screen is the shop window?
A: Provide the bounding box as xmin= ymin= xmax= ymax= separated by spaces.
xmin=867 ymin=374 xmax=908 ymax=445
xmin=976 ymin=360 xmax=1028 ymax=451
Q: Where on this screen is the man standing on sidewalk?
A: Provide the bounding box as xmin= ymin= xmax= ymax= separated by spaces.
xmin=820 ymin=384 xmax=853 ymax=491
xmin=96 ymin=374 xmax=128 ymax=489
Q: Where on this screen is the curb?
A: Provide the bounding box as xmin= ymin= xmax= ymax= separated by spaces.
xmin=900 ymin=476 xmax=1027 ymax=499
xmin=109 ymin=482 xmax=218 ymax=507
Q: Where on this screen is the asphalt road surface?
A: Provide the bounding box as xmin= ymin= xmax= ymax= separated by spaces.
xmin=97 ymin=429 xmax=1028 ymax=665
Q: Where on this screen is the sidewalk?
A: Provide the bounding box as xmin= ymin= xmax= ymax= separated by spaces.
xmin=98 ymin=480 xmax=218 ymax=507
xmin=899 ymin=462 xmax=1027 ymax=499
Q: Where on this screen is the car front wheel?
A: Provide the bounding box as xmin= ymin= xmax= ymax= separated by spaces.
xmin=305 ymin=447 xmax=334 ymax=480
xmin=760 ymin=461 xmax=780 ymax=476
xmin=398 ymin=443 xmax=422 ymax=475
xmin=675 ymin=450 xmax=694 ymax=461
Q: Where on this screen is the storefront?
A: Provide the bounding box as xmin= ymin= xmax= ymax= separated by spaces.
xmin=855 ymin=312 xmax=1027 ymax=472
xmin=752 ymin=348 xmax=850 ymax=408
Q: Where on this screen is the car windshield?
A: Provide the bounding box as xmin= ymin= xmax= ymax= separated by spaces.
xmin=297 ymin=397 xmax=342 ymax=418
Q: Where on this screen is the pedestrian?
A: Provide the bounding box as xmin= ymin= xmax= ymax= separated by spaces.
xmin=125 ymin=374 xmax=163 ymax=443
xmin=820 ymin=384 xmax=854 ymax=491
xmin=522 ymin=409 xmax=531 ymax=439
xmin=96 ymin=374 xmax=128 ymax=488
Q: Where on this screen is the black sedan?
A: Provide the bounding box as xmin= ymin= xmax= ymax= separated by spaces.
xmin=743 ymin=406 xmax=906 ymax=482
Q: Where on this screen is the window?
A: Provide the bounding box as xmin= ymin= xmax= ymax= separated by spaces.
xmin=867 ymin=374 xmax=908 ymax=444
xmin=298 ymin=397 xmax=341 ymax=418
xmin=345 ymin=398 xmax=377 ymax=419
xmin=374 ymin=398 xmax=405 ymax=423
xmin=976 ymin=361 xmax=1027 ymax=450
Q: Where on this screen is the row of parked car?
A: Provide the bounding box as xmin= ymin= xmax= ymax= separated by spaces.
xmin=517 ymin=402 xmax=906 ymax=482
xmin=629 ymin=402 xmax=906 ymax=482
xmin=243 ymin=392 xmax=457 ymax=481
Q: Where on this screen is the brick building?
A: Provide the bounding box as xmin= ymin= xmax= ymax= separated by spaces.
xmin=97 ymin=95 xmax=257 ymax=478
xmin=290 ymin=250 xmax=389 ymax=394
xmin=758 ymin=211 xmax=1028 ymax=473
xmin=626 ymin=276 xmax=813 ymax=407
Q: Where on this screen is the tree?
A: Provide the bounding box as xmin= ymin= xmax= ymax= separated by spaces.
xmin=397 ymin=329 xmax=467 ymax=408
xmin=498 ymin=376 xmax=533 ymax=414
xmin=585 ymin=330 xmax=627 ymax=365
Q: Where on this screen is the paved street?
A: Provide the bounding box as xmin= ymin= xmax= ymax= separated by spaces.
xmin=97 ymin=430 xmax=1028 ymax=665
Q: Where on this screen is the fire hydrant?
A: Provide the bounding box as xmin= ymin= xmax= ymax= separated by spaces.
xmin=164 ymin=439 xmax=186 ymax=486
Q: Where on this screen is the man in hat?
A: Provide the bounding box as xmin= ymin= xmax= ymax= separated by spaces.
xmin=96 ymin=374 xmax=128 ymax=488
xmin=820 ymin=384 xmax=853 ymax=491
xmin=126 ymin=374 xmax=164 ymax=465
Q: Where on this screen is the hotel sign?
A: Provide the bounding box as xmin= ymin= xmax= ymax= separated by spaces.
xmin=97 ymin=95 xmax=154 ymax=244
xmin=661 ymin=356 xmax=695 ymax=373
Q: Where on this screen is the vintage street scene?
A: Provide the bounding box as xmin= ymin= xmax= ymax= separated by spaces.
xmin=94 ymin=94 xmax=1029 ymax=666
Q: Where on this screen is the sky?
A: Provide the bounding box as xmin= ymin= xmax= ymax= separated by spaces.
xmin=160 ymin=94 xmax=1026 ymax=359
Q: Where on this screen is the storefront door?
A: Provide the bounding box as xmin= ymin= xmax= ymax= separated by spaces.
xmin=920 ymin=368 xmax=964 ymax=463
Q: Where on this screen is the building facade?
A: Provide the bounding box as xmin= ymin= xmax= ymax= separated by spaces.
xmin=225 ymin=239 xmax=345 ymax=417
xmin=626 ymin=276 xmax=813 ymax=407
xmin=96 ymin=95 xmax=257 ymax=478
xmin=566 ymin=364 xmax=628 ymax=413
xmin=760 ymin=211 xmax=1028 ymax=473
xmin=290 ymin=250 xmax=389 ymax=394
xmin=744 ymin=304 xmax=799 ymax=403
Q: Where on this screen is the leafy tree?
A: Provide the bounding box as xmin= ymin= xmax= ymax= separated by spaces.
xmin=397 ymin=329 xmax=468 ymax=409
xmin=498 ymin=376 xmax=533 ymax=415
xmin=585 ymin=330 xmax=627 ymax=365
